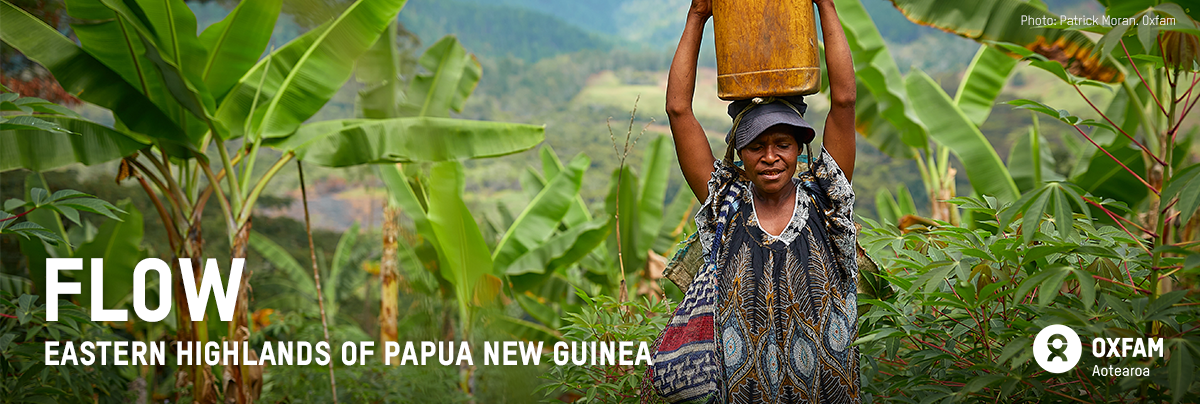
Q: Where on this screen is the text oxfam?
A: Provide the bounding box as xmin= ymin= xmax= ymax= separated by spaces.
xmin=1091 ymin=337 xmax=1163 ymax=358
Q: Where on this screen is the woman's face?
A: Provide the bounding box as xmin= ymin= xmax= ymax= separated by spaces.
xmin=738 ymin=125 xmax=800 ymax=196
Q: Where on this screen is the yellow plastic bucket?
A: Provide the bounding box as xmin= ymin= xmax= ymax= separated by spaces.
xmin=713 ymin=0 xmax=821 ymax=100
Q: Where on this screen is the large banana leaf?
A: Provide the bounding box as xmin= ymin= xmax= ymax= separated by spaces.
xmin=606 ymin=166 xmax=640 ymax=277
xmin=267 ymin=117 xmax=543 ymax=166
xmin=76 ymin=202 xmax=145 ymax=311
xmin=493 ymin=154 xmax=589 ymax=270
xmin=507 ymin=218 xmax=611 ymax=292
xmin=855 ymin=89 xmax=915 ymax=159
xmin=0 ymin=117 xmax=149 ymax=172
xmin=539 ymin=146 xmax=592 ymax=227
xmin=357 ymin=21 xmax=408 ymax=119
xmin=427 ymin=161 xmax=494 ymax=317
xmin=366 ymin=30 xmax=492 ymax=239
xmin=122 ymin=0 xmax=209 ymax=81
xmin=654 ymin=184 xmax=696 ymax=254
xmin=906 ymin=69 xmax=1020 ymax=203
xmin=91 ymin=0 xmax=216 ymax=127
xmin=888 ymin=0 xmax=1123 ymax=82
xmin=837 ymin=0 xmax=927 ymax=149
xmin=199 ymin=0 xmax=282 ymax=102
xmin=325 ymin=221 xmax=360 ymax=320
xmin=249 ymin=231 xmax=323 ymax=314
xmin=248 ymin=232 xmax=318 ymax=296
xmin=403 ymin=36 xmax=482 ymax=118
xmin=636 ymin=135 xmax=673 ymax=256
xmin=377 ymin=164 xmax=434 ymax=240
xmin=955 ymin=45 xmax=1017 ymax=127
xmin=0 ymin=1 xmax=186 ymax=142
xmin=65 ymin=0 xmax=184 ymax=127
xmin=215 ymin=0 xmax=409 ymax=140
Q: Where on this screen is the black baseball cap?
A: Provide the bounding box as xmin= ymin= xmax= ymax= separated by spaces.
xmin=725 ymin=96 xmax=816 ymax=150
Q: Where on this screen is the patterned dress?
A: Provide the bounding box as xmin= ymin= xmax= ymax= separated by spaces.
xmin=695 ymin=147 xmax=860 ymax=404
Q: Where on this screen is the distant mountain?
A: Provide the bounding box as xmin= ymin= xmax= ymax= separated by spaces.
xmin=442 ymin=0 xmax=945 ymax=51
xmin=453 ymin=0 xmax=626 ymax=37
xmin=390 ymin=0 xmax=1106 ymax=70
xmin=399 ymin=0 xmax=613 ymax=62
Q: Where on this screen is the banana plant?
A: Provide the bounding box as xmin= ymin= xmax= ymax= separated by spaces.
xmin=886 ymin=0 xmax=1124 ymax=82
xmin=885 ymin=2 xmax=1200 ymax=397
xmin=355 ymin=27 xmax=540 ymax=350
xmin=882 ymin=0 xmax=1200 ymax=212
xmin=0 ymin=91 xmax=148 ymax=172
xmin=249 ymin=222 xmax=365 ymax=324
xmin=378 ymin=147 xmax=602 ymax=341
xmin=1 ymin=0 xmax=542 ymax=401
xmin=838 ymin=0 xmax=1019 ymax=226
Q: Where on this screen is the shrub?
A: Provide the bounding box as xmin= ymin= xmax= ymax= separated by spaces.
xmin=856 ymin=194 xmax=1200 ymax=403
xmin=539 ymin=290 xmax=671 ymax=403
xmin=0 ymin=292 xmax=133 ymax=403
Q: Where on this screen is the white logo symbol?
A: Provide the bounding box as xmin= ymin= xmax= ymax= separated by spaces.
xmin=1034 ymin=324 xmax=1082 ymax=373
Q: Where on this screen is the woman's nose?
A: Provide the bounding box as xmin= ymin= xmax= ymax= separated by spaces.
xmin=764 ymin=146 xmax=781 ymax=162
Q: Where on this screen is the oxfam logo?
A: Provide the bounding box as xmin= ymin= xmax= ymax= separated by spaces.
xmin=1034 ymin=324 xmax=1082 ymax=373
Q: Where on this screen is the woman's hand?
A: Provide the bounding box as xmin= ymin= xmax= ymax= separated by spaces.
xmin=689 ymin=0 xmax=712 ymax=20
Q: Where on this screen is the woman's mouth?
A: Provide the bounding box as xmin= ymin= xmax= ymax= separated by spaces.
xmin=759 ymin=169 xmax=784 ymax=180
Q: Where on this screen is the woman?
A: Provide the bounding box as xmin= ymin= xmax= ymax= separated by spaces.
xmin=663 ymin=0 xmax=859 ymax=402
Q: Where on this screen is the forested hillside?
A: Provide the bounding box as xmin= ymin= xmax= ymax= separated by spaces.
xmin=399 ymin=0 xmax=613 ymax=62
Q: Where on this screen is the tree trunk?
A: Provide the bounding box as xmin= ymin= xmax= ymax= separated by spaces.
xmin=225 ymin=220 xmax=261 ymax=404
xmin=929 ymin=168 xmax=957 ymax=224
xmin=177 ymin=223 xmax=219 ymax=403
xmin=380 ymin=204 xmax=401 ymax=354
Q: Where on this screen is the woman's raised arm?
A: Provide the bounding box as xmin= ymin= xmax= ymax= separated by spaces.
xmin=815 ymin=0 xmax=857 ymax=182
xmin=667 ymin=0 xmax=717 ymax=202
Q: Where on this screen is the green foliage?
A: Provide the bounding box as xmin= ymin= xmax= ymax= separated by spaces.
xmin=1163 ymin=164 xmax=1200 ymax=224
xmin=0 ymin=92 xmax=73 ymax=133
xmin=74 ymin=201 xmax=146 ymax=311
xmin=1 ymin=187 xmax=124 ymax=246
xmin=839 ymin=0 xmax=927 ymax=156
xmin=250 ymin=222 xmax=369 ymax=323
xmin=266 ymin=116 xmax=545 ymax=166
xmin=0 ymin=1 xmax=188 ymax=142
xmin=0 ymin=91 xmax=148 ymax=173
xmin=198 ymin=0 xmax=283 ymax=102
xmin=857 ymin=194 xmax=1200 ymax=403
xmin=255 ymin=310 xmax=465 ymax=403
xmin=538 ymin=290 xmax=670 ymax=403
xmin=906 ymin=68 xmax=1020 ymax=204
xmin=954 ymin=46 xmax=1018 ymax=127
xmin=262 ymin=362 xmax=469 ymax=404
xmin=0 ymin=292 xmax=132 ymax=403
xmin=214 ymin=0 xmax=409 ymax=141
xmin=888 ymin=0 xmax=1122 ymax=82
xmin=493 ymin=154 xmax=589 ymax=272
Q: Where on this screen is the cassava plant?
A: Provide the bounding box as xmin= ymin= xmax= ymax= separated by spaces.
xmin=854 ymin=0 xmax=1200 ymax=402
